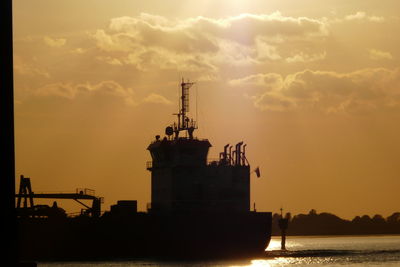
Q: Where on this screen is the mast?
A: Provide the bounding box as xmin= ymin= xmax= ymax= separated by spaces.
xmin=169 ymin=78 xmax=197 ymax=139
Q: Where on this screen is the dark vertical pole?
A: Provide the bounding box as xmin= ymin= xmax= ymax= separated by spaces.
xmin=181 ymin=78 xmax=185 ymax=129
xmin=1 ymin=0 xmax=17 ymax=265
xmin=278 ymin=208 xmax=289 ymax=251
xmin=280 ymin=227 xmax=286 ymax=250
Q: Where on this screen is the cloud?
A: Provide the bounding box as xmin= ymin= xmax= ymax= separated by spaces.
xmin=255 ymin=92 xmax=295 ymax=111
xmin=14 ymin=61 xmax=50 ymax=78
xmin=92 ymin=29 xmax=134 ymax=52
xmin=286 ymin=51 xmax=326 ymax=63
xmin=368 ymin=16 xmax=385 ymax=23
xmin=255 ymin=37 xmax=281 ymax=61
xmin=33 ymin=81 xmax=174 ymax=107
xmin=345 ymin=12 xmax=367 ymax=21
xmin=143 ymin=93 xmax=172 ymax=105
xmin=343 ymin=11 xmax=385 ymax=23
xmin=231 ymin=68 xmax=400 ymax=113
xmin=35 ymin=80 xmax=138 ymax=106
xmin=90 ymin=12 xmax=329 ymax=72
xmin=13 ymin=56 xmax=50 ymax=78
xmin=43 ymin=36 xmax=67 ymax=47
xmin=70 ymin=48 xmax=86 ymax=54
xmin=229 ymin=73 xmax=283 ymax=90
xmin=96 ymin=56 xmax=123 ymax=65
xmin=368 ymin=49 xmax=393 ymax=60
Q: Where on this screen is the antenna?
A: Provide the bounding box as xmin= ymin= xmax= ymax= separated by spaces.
xmin=181 ymin=77 xmax=191 ymax=128
xmin=169 ymin=78 xmax=197 ymax=139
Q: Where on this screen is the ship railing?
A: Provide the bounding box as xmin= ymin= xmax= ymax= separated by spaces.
xmin=76 ymin=188 xmax=95 ymax=196
xmin=149 ymin=137 xmax=211 ymax=144
xmin=147 ymin=159 xmax=247 ymax=169
xmin=207 ymin=158 xmax=250 ymax=167
xmin=207 ymin=158 xmax=240 ymax=166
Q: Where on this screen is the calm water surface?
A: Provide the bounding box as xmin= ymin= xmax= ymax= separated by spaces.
xmin=39 ymin=235 xmax=400 ymax=266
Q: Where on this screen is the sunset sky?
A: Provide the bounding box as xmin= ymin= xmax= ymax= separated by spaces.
xmin=13 ymin=0 xmax=400 ymax=219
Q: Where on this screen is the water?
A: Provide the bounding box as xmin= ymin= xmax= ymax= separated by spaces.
xmin=38 ymin=235 xmax=400 ymax=266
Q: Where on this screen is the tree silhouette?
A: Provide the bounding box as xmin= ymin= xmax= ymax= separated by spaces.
xmin=272 ymin=209 xmax=400 ymax=236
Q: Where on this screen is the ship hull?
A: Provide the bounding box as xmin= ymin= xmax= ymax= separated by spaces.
xmin=17 ymin=212 xmax=271 ymax=261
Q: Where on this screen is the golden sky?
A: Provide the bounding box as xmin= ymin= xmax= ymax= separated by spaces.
xmin=13 ymin=0 xmax=400 ymax=219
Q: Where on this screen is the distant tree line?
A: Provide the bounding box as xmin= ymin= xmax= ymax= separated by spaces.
xmin=272 ymin=209 xmax=400 ymax=235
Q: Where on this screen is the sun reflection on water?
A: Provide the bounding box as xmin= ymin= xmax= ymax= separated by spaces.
xmin=230 ymin=256 xmax=338 ymax=267
xmin=265 ymin=237 xmax=304 ymax=251
xmin=229 ymin=257 xmax=293 ymax=267
xmin=265 ymin=238 xmax=281 ymax=251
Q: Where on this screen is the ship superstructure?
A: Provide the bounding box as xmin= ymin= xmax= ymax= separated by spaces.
xmin=147 ymin=79 xmax=251 ymax=213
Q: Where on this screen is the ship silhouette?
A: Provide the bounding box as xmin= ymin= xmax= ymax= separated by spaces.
xmin=17 ymin=79 xmax=272 ymax=260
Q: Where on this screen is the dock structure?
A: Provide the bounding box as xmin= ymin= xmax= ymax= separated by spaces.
xmin=15 ymin=175 xmax=103 ymax=217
